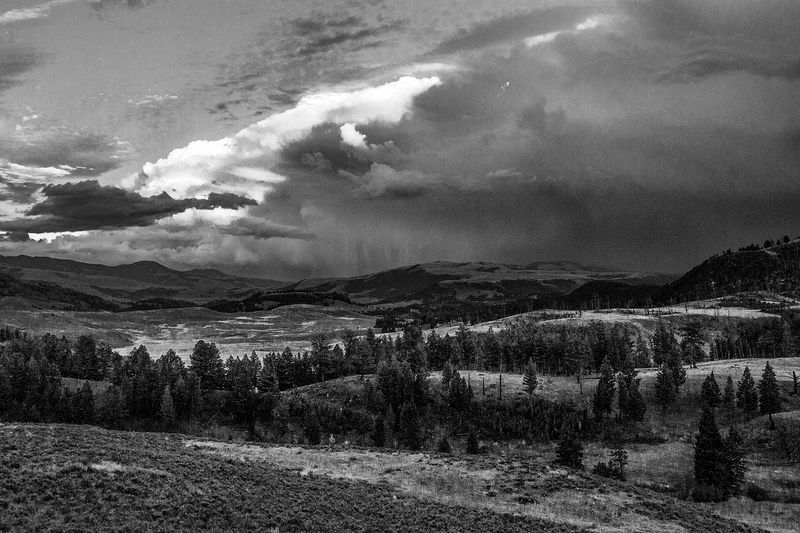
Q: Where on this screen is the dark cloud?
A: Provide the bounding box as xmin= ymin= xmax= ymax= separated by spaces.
xmin=280 ymin=123 xmax=372 ymax=174
xmin=216 ymin=217 xmax=312 ymax=241
xmin=431 ymin=5 xmax=601 ymax=54
xmin=656 ymin=41 xmax=800 ymax=83
xmin=625 ymin=0 xmax=800 ymax=41
xmin=291 ymin=15 xmax=366 ymax=36
xmin=293 ymin=14 xmax=404 ymax=56
xmin=0 ymin=47 xmax=41 ymax=93
xmin=89 ymin=0 xmax=158 ymax=10
xmin=0 ymin=180 xmax=256 ymax=234
xmin=0 ymin=131 xmax=124 ymax=178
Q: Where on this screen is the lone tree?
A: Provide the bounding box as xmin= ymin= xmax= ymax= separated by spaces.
xmin=758 ymin=361 xmax=782 ymax=430
xmin=700 ymin=372 xmax=721 ymax=408
xmin=722 ymin=376 xmax=736 ymax=407
xmin=555 ymin=428 xmax=584 ymax=470
xmin=736 ymin=367 xmax=759 ymax=413
xmin=654 ymin=364 xmax=676 ymax=409
xmin=593 ymin=356 xmax=615 ymax=420
xmin=523 ymin=359 xmax=538 ymax=397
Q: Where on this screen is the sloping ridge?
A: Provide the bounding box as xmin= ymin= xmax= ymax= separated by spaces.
xmin=664 ymin=239 xmax=800 ymax=301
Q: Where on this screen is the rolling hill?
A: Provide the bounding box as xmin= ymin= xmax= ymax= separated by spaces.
xmin=0 ymin=255 xmax=284 ymax=306
xmin=284 ymin=261 xmax=675 ymax=305
xmin=663 ymin=238 xmax=800 ymax=303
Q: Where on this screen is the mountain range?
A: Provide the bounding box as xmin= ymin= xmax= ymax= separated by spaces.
xmin=0 ymin=237 xmax=797 ymax=313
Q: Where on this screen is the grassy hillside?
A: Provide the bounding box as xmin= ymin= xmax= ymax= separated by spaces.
xmin=0 ymin=423 xmax=761 ymax=532
xmin=286 ymin=357 xmax=799 ymax=532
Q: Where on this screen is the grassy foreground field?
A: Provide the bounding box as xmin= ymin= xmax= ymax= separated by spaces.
xmin=0 ymin=424 xmax=763 ymax=532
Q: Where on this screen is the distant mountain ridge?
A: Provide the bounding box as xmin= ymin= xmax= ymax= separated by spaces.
xmin=0 ymin=255 xmax=675 ymax=311
xmin=285 ymin=260 xmax=675 ymax=305
xmin=0 ymin=255 xmax=284 ymax=306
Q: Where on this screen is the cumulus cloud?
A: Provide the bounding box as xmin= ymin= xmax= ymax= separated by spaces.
xmin=340 ymin=123 xmax=367 ymax=148
xmin=126 ymin=76 xmax=441 ymax=202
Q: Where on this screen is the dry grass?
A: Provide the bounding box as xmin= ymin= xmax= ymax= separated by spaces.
xmin=185 ymin=439 xmax=753 ymax=532
xmin=713 ymin=498 xmax=800 ymax=533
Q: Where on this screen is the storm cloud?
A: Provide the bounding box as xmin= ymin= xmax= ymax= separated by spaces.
xmin=1 ymin=0 xmax=798 ymax=278
xmin=0 ymin=180 xmax=255 ymax=234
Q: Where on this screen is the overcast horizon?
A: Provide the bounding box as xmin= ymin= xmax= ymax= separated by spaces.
xmin=1 ymin=0 xmax=798 ymax=279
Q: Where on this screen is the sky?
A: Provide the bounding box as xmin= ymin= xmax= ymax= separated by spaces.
xmin=0 ymin=0 xmax=798 ymax=279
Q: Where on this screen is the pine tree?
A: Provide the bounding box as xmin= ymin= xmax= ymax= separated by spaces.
xmin=555 ymin=429 xmax=583 ymax=470
xmin=654 ymin=364 xmax=676 ymax=409
xmin=436 ymin=435 xmax=452 ymax=453
xmin=793 ymin=371 xmax=798 ymax=395
xmin=523 ymin=359 xmax=538 ymax=397
xmin=73 ymin=382 xmax=95 ymax=424
xmin=634 ymin=334 xmax=652 ymax=367
xmin=371 ymin=416 xmax=386 ymax=447
xmin=722 ymin=427 xmax=746 ymax=496
xmin=780 ymin=322 xmax=796 ymax=358
xmin=98 ymin=385 xmax=127 ymax=429
xmin=592 ymin=356 xmax=615 ymax=420
xmin=652 ymin=322 xmax=678 ymax=365
xmin=700 ymin=372 xmax=721 ymax=408
xmin=400 ymin=401 xmax=422 ymax=450
xmin=666 ymin=350 xmax=686 ymax=393
xmin=190 ymin=340 xmax=224 ymax=391
xmin=159 ymin=385 xmax=176 ymax=427
xmin=441 ymin=360 xmax=453 ymax=388
xmin=610 ymin=445 xmax=628 ymax=481
xmin=736 ymin=366 xmax=759 ymax=412
xmin=465 ymin=428 xmax=480 ymax=454
xmin=693 ymin=406 xmax=726 ymax=501
xmin=625 ymin=376 xmax=647 ymax=422
xmin=722 ymin=376 xmax=736 ymax=406
xmin=758 ymin=361 xmax=781 ymax=429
